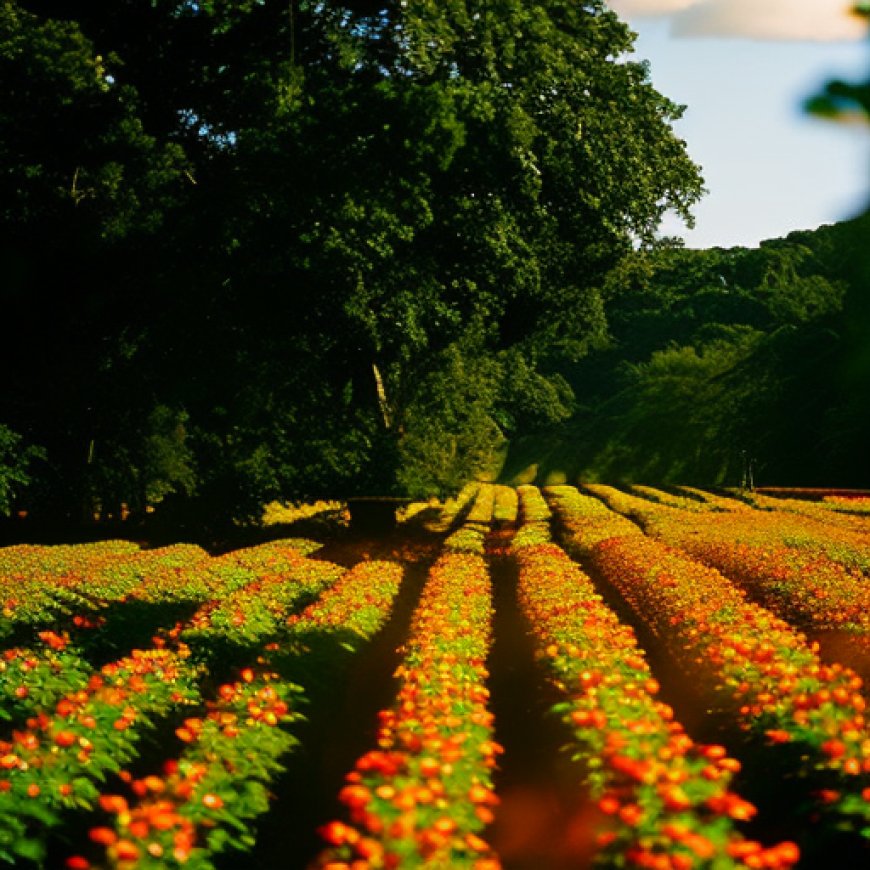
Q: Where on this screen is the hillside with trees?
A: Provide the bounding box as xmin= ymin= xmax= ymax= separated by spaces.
xmin=506 ymin=212 xmax=870 ymax=489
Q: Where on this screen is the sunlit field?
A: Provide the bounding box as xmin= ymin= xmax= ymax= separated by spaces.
xmin=2 ymin=484 xmax=870 ymax=869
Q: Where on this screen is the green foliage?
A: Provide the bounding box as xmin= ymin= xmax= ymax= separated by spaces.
xmin=805 ymin=5 xmax=870 ymax=124
xmin=497 ymin=350 xmax=575 ymax=432
xmin=2 ymin=0 xmax=705 ymax=520
xmin=0 ymin=425 xmax=43 ymax=516
xmin=81 ymin=405 xmax=198 ymax=521
xmin=0 ymin=2 xmax=188 ymax=238
xmin=142 ymin=405 xmax=198 ymax=505
xmin=507 ymin=209 xmax=870 ymax=489
xmin=396 ymin=343 xmax=506 ymax=498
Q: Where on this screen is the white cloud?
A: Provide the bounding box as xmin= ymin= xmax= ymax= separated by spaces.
xmin=608 ymin=0 xmax=698 ymax=14
xmin=609 ymin=0 xmax=868 ymax=42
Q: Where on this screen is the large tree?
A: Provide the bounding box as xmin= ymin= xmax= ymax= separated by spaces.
xmin=3 ymin=1 xmax=703 ymax=519
xmin=199 ymin=0 xmax=702 ymax=501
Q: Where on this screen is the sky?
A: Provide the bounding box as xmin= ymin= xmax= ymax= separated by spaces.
xmin=607 ymin=0 xmax=870 ymax=248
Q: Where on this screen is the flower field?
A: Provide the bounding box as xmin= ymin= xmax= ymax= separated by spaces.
xmin=1 ymin=485 xmax=869 ymax=868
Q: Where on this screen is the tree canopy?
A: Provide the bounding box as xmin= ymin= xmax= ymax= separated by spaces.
xmin=1 ymin=0 xmax=705 ymax=523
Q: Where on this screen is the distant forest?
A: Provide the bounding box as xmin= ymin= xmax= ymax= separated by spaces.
xmin=506 ymin=212 xmax=870 ymax=489
xmin=1 ymin=1 xmax=868 ymax=530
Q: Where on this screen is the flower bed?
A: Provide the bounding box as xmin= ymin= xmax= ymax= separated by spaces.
xmin=66 ymin=558 xmax=405 ymax=870
xmin=511 ymin=486 xmax=552 ymax=549
xmin=546 ymin=487 xmax=870 ymax=841
xmin=512 ymin=524 xmax=798 ymax=869
xmin=822 ymin=494 xmax=870 ymax=514
xmin=675 ymin=488 xmax=754 ymax=512
xmin=314 ymin=553 xmax=499 ymax=869
xmin=0 ymin=544 xmax=136 ymax=636
xmin=284 ymin=559 xmax=404 ymax=642
xmin=727 ymin=490 xmax=870 ymax=536
xmin=6 ymin=487 xmax=870 ymax=867
xmin=182 ymin=556 xmax=344 ymax=647
xmin=0 ymin=644 xmax=199 ymax=865
xmin=544 ymin=485 xmax=643 ymax=555
xmin=155 ymin=540 xmax=325 ymax=606
xmin=629 ymin=485 xmax=715 ymax=512
xmin=0 ymin=632 xmax=94 ymax=729
xmin=584 ymin=485 xmax=870 ymax=647
xmin=492 ymin=486 xmax=518 ymax=526
xmin=444 ymin=485 xmax=494 ymax=554
xmin=72 ymin=667 xmax=303 ymax=869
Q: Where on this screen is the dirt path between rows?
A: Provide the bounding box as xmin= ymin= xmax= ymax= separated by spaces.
xmin=485 ymin=532 xmax=603 ymax=869
xmin=216 ymin=535 xmax=431 ymax=870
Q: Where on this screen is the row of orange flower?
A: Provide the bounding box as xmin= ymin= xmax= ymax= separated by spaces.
xmin=182 ymin=550 xmax=344 ymax=648
xmin=69 ymin=559 xmax=404 ymax=869
xmin=648 ymin=485 xmax=870 ymax=574
xmin=587 ymin=485 xmax=870 ymax=658
xmin=314 ymin=550 xmax=500 ymax=869
xmin=0 ymin=534 xmax=401 ymax=867
xmin=1 ymin=541 xmax=145 ymax=635
xmin=727 ymin=489 xmax=870 ymax=541
xmin=822 ymin=494 xmax=870 ymax=515
xmin=628 ymin=485 xmax=715 ymax=513
xmin=0 ymin=538 xmax=334 ymax=638
xmin=545 ymin=486 xmax=870 ymax=843
xmin=442 ymin=484 xmax=495 ymax=553
xmin=0 ymin=542 xmax=342 ymax=731
xmin=513 ymin=487 xmax=799 ymax=870
xmin=0 ymin=639 xmax=199 ymax=866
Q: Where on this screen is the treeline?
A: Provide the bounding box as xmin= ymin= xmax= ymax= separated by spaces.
xmin=506 ymin=211 xmax=870 ymax=488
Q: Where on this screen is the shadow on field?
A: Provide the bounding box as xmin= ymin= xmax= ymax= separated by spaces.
xmin=730 ymin=735 xmax=870 ymax=868
xmin=75 ymin=599 xmax=201 ymax=666
xmin=575 ymin=548 xmax=870 ymax=868
xmin=215 ymin=550 xmax=430 ymax=870
xmin=486 ymin=543 xmax=605 ymax=870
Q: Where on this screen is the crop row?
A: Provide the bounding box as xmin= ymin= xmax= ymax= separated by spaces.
xmin=545 ymin=486 xmax=870 ymax=846
xmin=0 ymin=543 xmax=347 ymax=734
xmin=822 ymin=494 xmax=870 ymax=515
xmin=674 ymin=488 xmax=755 ymax=513
xmin=726 ymin=490 xmax=870 ymax=537
xmin=72 ymin=558 xmax=404 ymax=870
xmin=0 ymin=539 xmax=331 ymax=639
xmin=182 ymin=554 xmax=344 ymax=648
xmin=627 ymin=485 xmax=714 ymax=513
xmin=442 ymin=484 xmax=497 ymax=554
xmin=512 ymin=488 xmax=799 ymax=869
xmin=0 ymin=642 xmax=199 ymax=864
xmin=315 ymin=551 xmax=499 ymax=869
xmin=589 ymin=485 xmax=870 ymax=576
xmin=585 ymin=485 xmax=870 ymax=659
xmin=314 ymin=497 xmax=500 ymax=869
xmin=0 ymin=532 xmax=405 ymax=867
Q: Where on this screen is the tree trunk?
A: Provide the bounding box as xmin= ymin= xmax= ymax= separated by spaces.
xmin=372 ymin=361 xmax=392 ymax=430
